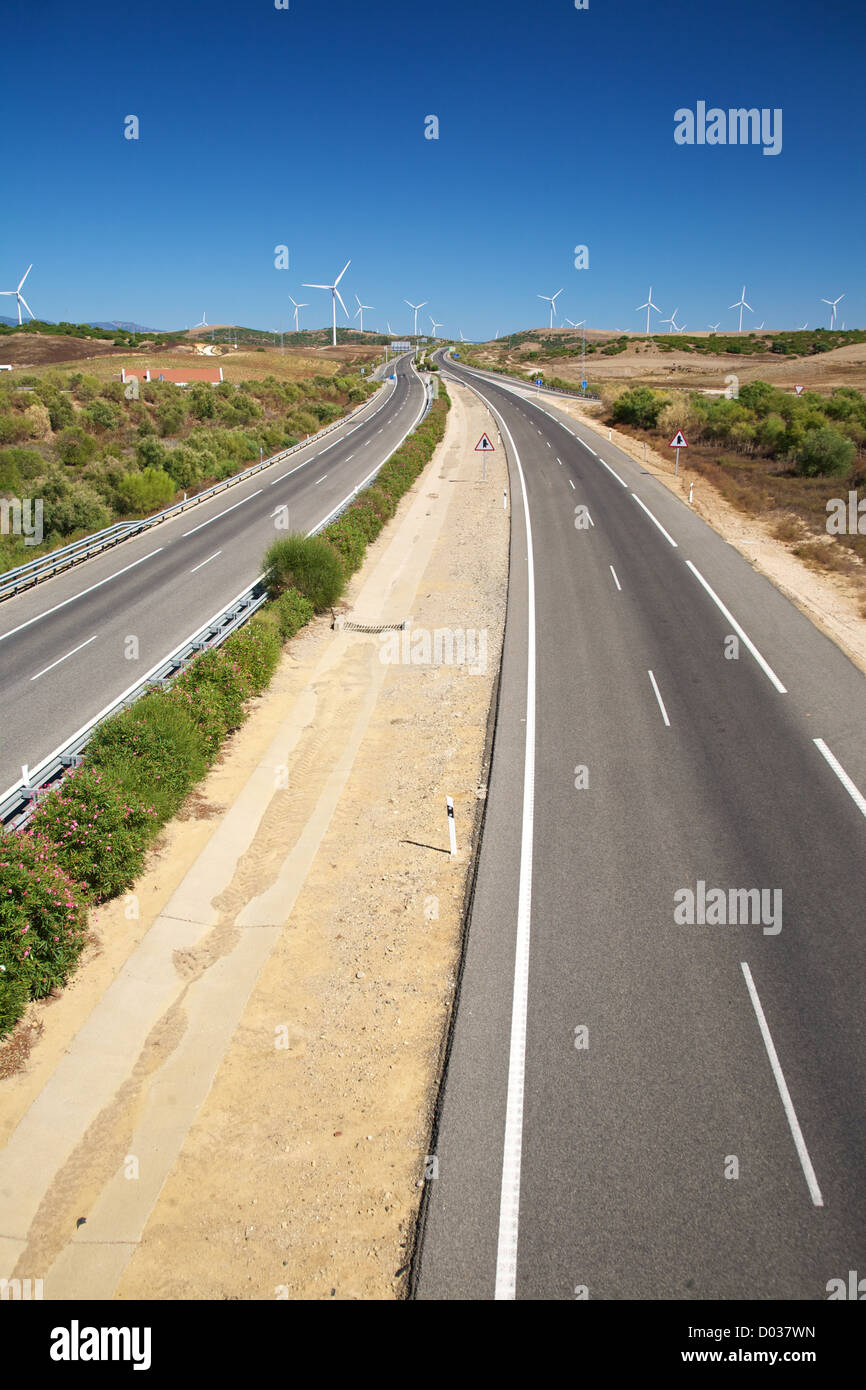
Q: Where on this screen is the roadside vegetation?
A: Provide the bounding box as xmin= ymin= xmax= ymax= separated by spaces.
xmin=0 ymin=366 xmax=375 ymax=574
xmin=602 ymin=380 xmax=866 ymax=571
xmin=0 ymin=387 xmax=450 ymax=1039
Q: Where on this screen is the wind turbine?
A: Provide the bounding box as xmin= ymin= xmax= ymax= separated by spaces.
xmin=459 ymin=330 xmax=466 ymax=343
xmin=820 ymin=294 xmax=844 ymax=329
xmin=800 ymin=322 xmax=808 ymax=330
xmin=538 ymin=288 xmax=563 ymax=329
xmin=729 ymin=285 xmax=753 ymax=333
xmin=289 ymin=295 xmax=308 ymax=332
xmin=756 ymin=321 xmax=765 ymax=330
xmin=303 ymin=259 xmax=351 ymax=346
xmin=387 ymin=320 xmax=394 ymax=335
xmin=404 ymin=299 xmax=428 ymax=336
xmin=354 ymin=294 xmax=375 ymax=333
xmin=429 ymin=315 xmax=443 ymax=338
xmin=708 ymin=322 xmax=721 ymax=332
xmin=195 ymin=311 xmax=207 ymax=328
xmin=660 ymin=308 xmax=680 ymax=333
xmin=635 ymin=285 xmax=660 ymax=335
xmin=0 ymin=265 xmax=35 ymax=325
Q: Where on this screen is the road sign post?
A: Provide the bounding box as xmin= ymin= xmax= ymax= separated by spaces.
xmin=669 ymin=429 xmax=688 ymax=477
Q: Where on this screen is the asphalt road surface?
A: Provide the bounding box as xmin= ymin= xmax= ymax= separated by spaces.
xmin=415 ymin=353 xmax=866 ymax=1301
xmin=0 ymin=354 xmax=425 ymax=794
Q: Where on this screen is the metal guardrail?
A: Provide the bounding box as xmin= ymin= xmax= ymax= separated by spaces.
xmin=0 ymin=578 xmax=268 ymax=830
xmin=444 ymin=353 xmax=601 ymax=402
xmin=0 ymin=355 xmax=426 ymax=830
xmin=0 ymin=376 xmax=394 ymax=604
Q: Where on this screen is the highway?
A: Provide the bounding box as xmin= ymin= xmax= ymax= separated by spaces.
xmin=0 ymin=353 xmax=425 ymax=794
xmin=415 ymin=352 xmax=866 ymax=1300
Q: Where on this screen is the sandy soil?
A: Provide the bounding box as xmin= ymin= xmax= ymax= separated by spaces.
xmin=0 ymin=380 xmax=509 ymax=1300
xmin=475 ymin=333 xmax=866 ymax=394
xmin=546 ymin=393 xmax=866 ymax=674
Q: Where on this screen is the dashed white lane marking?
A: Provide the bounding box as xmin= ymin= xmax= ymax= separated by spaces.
xmin=183 ymin=490 xmax=262 ymax=537
xmin=30 ymin=634 xmax=98 ymax=682
xmin=0 ymin=548 xmax=165 ymax=645
xmin=610 ymin=565 xmax=621 ymax=591
xmin=190 ymin=550 xmax=221 ymax=574
xmin=740 ymin=962 xmax=824 ymax=1207
xmin=813 ymin=738 xmax=866 ymax=818
xmin=685 ymin=561 xmax=787 ymax=694
xmin=631 ymin=493 xmax=678 ymax=547
xmin=647 ymin=669 xmax=671 ymax=726
xmin=314 ymin=475 xmax=329 ymax=485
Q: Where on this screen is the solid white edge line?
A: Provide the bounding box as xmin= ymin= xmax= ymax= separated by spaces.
xmin=182 ymin=489 xmax=262 ymax=537
xmin=599 ymin=457 xmax=628 ymax=488
xmin=492 ymin=402 xmax=536 ymax=1301
xmin=610 ymin=565 xmax=621 ymax=591
xmin=684 ymin=560 xmax=787 ymax=694
xmin=740 ymin=962 xmax=824 ymax=1207
xmin=30 ymin=633 xmax=98 ymax=682
xmin=647 ymin=669 xmax=671 ymax=726
xmin=631 ymin=493 xmax=678 ymax=547
xmin=0 ymin=548 xmax=165 ymax=646
xmin=813 ymin=738 xmax=866 ymax=819
xmin=452 ymin=369 xmax=536 ymax=1300
xmin=445 ymin=360 xmax=536 ymax=1298
xmin=189 ymin=550 xmax=222 ymax=574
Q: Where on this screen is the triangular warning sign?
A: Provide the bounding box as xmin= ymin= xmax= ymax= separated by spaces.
xmin=669 ymin=430 xmax=688 ymax=448
xmin=795 ymin=385 xmax=804 ymax=395
xmin=475 ymin=433 xmax=495 ymax=452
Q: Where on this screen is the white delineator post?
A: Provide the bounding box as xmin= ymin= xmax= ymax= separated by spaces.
xmin=446 ymin=796 xmax=457 ymax=857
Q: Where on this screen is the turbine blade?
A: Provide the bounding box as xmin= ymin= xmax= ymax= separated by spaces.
xmin=335 ymin=260 xmax=351 ymax=285
xmin=19 ymin=296 xmax=34 ymax=318
xmin=335 ymin=288 xmax=349 ymax=317
xmin=18 ymin=265 xmax=32 ymax=290
xmin=303 ymin=283 xmax=330 ymax=289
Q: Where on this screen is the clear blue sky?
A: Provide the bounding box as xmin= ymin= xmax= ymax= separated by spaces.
xmin=1 ymin=0 xmax=863 ymax=339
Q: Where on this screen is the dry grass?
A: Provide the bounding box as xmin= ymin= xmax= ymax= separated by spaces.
xmin=792 ymin=540 xmax=855 ymax=574
xmin=771 ymin=514 xmax=806 ymax=543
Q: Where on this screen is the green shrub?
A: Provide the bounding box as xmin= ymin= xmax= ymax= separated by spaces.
xmin=611 ymin=387 xmax=665 ymax=429
xmin=116 ymin=467 xmax=176 ymax=515
xmin=220 ymin=621 xmax=282 ymax=695
xmin=264 ymin=533 xmax=346 ymax=610
xmin=0 ymin=826 xmax=88 ymax=1031
xmin=324 ymin=513 xmax=367 ymax=573
xmin=795 ymin=426 xmax=856 ymax=478
xmin=55 ymin=426 xmax=98 ymax=466
xmin=29 ymin=767 xmax=159 ymax=903
xmin=271 ymin=587 xmax=314 ymax=641
xmin=169 ymin=647 xmax=252 ymax=756
xmin=86 ymin=694 xmax=209 ymax=823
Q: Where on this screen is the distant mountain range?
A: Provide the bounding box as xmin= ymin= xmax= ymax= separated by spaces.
xmin=0 ymin=316 xmax=157 ymax=332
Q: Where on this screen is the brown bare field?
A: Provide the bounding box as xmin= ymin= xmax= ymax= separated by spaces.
xmin=472 ymin=329 xmax=866 ymax=395
xmin=13 ymin=346 xmax=360 ymax=385
xmin=0 ymin=333 xmax=137 ymax=368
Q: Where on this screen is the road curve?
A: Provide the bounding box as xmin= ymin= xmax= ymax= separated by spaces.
xmin=414 ymin=353 xmax=866 ymax=1301
xmin=0 ymin=355 xmax=425 ymax=793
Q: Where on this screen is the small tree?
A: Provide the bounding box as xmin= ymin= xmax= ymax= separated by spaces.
xmin=795 ymin=426 xmax=856 ymax=477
